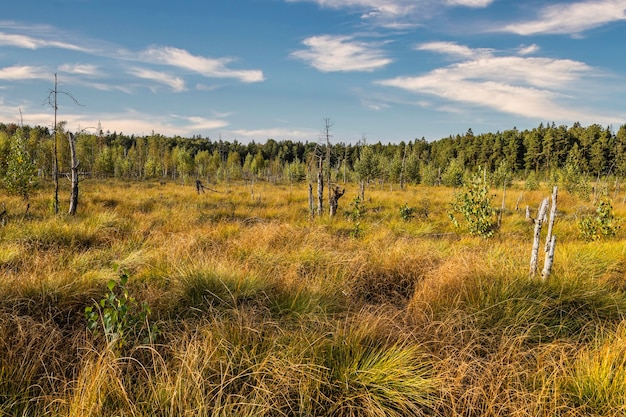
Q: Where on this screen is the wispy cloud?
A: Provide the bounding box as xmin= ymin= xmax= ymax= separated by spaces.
xmin=0 ymin=21 xmax=264 ymax=86
xmin=286 ymin=0 xmax=494 ymax=27
xmin=58 ymin=63 xmax=101 ymax=76
xmin=128 ymin=67 xmax=187 ymax=92
xmin=377 ymin=42 xmax=613 ymax=122
xmin=501 ymin=0 xmax=626 ymax=35
xmin=291 ymin=35 xmax=392 ymax=72
xmin=0 ymin=31 xmax=89 ymax=51
xmin=171 ymin=115 xmax=229 ymax=131
xmin=0 ymin=65 xmax=49 ymax=80
xmin=228 ymin=127 xmax=317 ymax=140
xmin=139 ymin=46 xmax=264 ymax=83
xmin=445 ymin=0 xmax=494 ymax=7
xmin=416 ymin=41 xmax=493 ymax=58
xmin=0 ymin=106 xmax=230 ymax=137
xmin=517 ymin=44 xmax=540 ymax=55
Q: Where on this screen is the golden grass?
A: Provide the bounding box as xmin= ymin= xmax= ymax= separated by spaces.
xmin=0 ymin=178 xmax=625 ymax=416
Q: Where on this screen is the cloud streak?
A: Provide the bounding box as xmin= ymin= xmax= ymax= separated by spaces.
xmin=139 ymin=46 xmax=264 ymax=83
xmin=291 ymin=35 xmax=392 ymax=72
xmin=228 ymin=127 xmax=317 ymax=140
xmin=377 ymin=42 xmax=612 ymax=123
xmin=286 ymin=0 xmax=494 ymax=27
xmin=0 ymin=31 xmax=89 ymax=51
xmin=128 ymin=67 xmax=187 ymax=92
xmin=0 ymin=21 xmax=264 ymax=85
xmin=0 ymin=65 xmax=49 ymax=80
xmin=501 ymin=0 xmax=626 ymax=35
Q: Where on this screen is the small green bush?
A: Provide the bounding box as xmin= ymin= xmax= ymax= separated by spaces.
xmin=449 ymin=176 xmax=498 ymax=238
xmin=578 ymin=196 xmax=619 ymax=241
xmin=85 ymin=271 xmax=157 ymax=351
xmin=399 ymin=203 xmax=415 ymax=222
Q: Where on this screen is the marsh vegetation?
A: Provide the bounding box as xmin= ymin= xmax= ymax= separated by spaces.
xmin=1 ymin=177 xmax=625 ymax=416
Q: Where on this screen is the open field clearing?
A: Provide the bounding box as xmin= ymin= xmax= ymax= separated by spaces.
xmin=1 ymin=179 xmax=625 ymax=416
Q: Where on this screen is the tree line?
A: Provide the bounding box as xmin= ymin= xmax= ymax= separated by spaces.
xmin=1 ymin=121 xmax=625 ymax=192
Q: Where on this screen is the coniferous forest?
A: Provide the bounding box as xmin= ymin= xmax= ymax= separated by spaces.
xmin=2 ymin=121 xmax=625 ymax=188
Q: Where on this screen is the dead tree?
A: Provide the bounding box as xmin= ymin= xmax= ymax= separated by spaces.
xmin=329 ymin=186 xmax=345 ymax=216
xmin=317 ymin=163 xmax=323 ymax=216
xmin=308 ymin=183 xmax=314 ymax=217
xmin=0 ymin=203 xmax=6 ymax=226
xmin=196 ymin=179 xmax=206 ymax=194
xmin=44 ymin=73 xmax=81 ymax=214
xmin=195 ymin=179 xmax=219 ymax=194
xmin=544 ymin=186 xmax=558 ymax=253
xmin=529 ymin=198 xmax=549 ymax=278
xmin=68 ymin=132 xmax=79 ymax=215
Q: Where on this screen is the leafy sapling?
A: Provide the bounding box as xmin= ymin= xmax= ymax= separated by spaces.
xmin=85 ymin=270 xmax=157 ymax=351
xmin=449 ymin=175 xmax=498 ymax=238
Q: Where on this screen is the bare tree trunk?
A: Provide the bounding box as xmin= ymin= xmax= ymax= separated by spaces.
xmin=542 ymin=235 xmax=556 ymax=280
xmin=68 ymin=132 xmax=79 ymax=215
xmin=544 ymin=186 xmax=558 ymax=253
xmin=498 ymin=181 xmax=506 ymax=227
xmin=329 ymin=186 xmax=345 ymax=216
xmin=530 ymin=197 xmax=549 ymax=278
xmin=400 ymin=144 xmax=407 ymax=190
xmin=52 ymin=74 xmax=59 ymax=214
xmin=317 ymin=171 xmax=323 ymax=217
xmin=308 ymin=183 xmax=314 ymax=217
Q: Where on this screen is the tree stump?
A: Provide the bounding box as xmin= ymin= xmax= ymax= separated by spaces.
xmin=329 ymin=186 xmax=345 ymax=216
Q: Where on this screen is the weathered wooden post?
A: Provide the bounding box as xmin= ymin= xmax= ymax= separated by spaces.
xmin=308 ymin=183 xmax=314 ymax=217
xmin=530 ymin=197 xmax=549 ymax=278
xmin=329 ymin=186 xmax=345 ymax=216
xmin=68 ymin=132 xmax=80 ymax=215
xmin=542 ymin=235 xmax=556 ymax=280
xmin=317 ymin=171 xmax=323 ymax=216
xmin=544 ymin=186 xmax=558 ymax=253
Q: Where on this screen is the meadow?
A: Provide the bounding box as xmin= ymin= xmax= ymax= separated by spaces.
xmin=1 ymin=178 xmax=625 ymax=416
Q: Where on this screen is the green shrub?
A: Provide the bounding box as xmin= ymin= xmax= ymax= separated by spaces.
xmin=449 ymin=176 xmax=498 ymax=238
xmin=85 ymin=271 xmax=157 ymax=351
xmin=399 ymin=203 xmax=415 ymax=222
xmin=578 ymin=196 xmax=619 ymax=241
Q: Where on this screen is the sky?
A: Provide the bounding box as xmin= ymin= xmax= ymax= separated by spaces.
xmin=1 ymin=0 xmax=626 ymax=144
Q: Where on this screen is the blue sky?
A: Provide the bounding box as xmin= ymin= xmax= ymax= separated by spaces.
xmin=1 ymin=0 xmax=625 ymax=143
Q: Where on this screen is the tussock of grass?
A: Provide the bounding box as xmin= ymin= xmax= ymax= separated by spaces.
xmin=1 ymin=180 xmax=625 ymax=416
xmin=561 ymin=324 xmax=626 ymax=415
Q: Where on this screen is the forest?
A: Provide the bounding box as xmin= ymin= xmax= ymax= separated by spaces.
xmin=1 ymin=121 xmax=625 ymax=191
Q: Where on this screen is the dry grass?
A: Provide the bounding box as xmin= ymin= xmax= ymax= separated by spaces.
xmin=0 ymin=178 xmax=625 ymax=416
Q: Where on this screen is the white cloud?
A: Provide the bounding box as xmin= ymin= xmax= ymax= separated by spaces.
xmin=171 ymin=115 xmax=229 ymax=131
xmin=0 ymin=22 xmax=264 ymax=85
xmin=58 ymin=63 xmax=101 ymax=76
xmin=287 ymin=0 xmax=494 ymax=27
xmin=517 ymin=44 xmax=540 ymax=55
xmin=128 ymin=67 xmax=187 ymax=92
xmin=195 ymin=83 xmax=220 ymax=92
xmin=501 ymin=0 xmax=626 ymax=35
xmin=0 ymin=65 xmax=49 ymax=80
xmin=377 ymin=44 xmax=612 ymax=123
xmin=0 ymin=31 xmax=89 ymax=51
xmin=416 ymin=41 xmax=493 ymax=59
xmin=0 ymin=106 xmax=230 ymax=137
xmin=445 ymin=0 xmax=494 ymax=7
xmin=291 ymin=35 xmax=392 ymax=72
xmin=228 ymin=127 xmax=317 ymax=140
xmin=139 ymin=46 xmax=264 ymax=83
